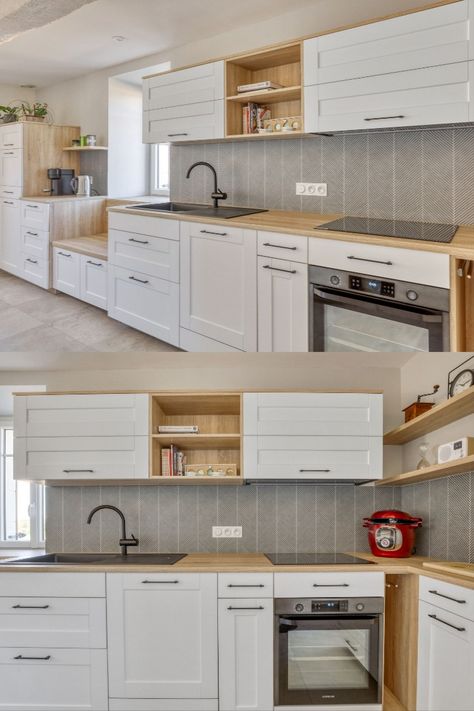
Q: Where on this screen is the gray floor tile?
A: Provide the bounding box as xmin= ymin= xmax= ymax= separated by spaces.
xmin=0 ymin=274 xmax=48 ymax=306
xmin=93 ymin=327 xmax=180 ymax=352
xmin=0 ymin=325 xmax=96 ymax=351
xmin=0 ymin=306 xmax=41 ymax=339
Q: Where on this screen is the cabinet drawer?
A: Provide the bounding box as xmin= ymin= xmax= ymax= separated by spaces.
xmin=80 ymin=255 xmax=107 ymax=310
xmin=109 ymin=228 xmax=179 ymax=281
xmin=0 ymin=648 xmax=108 ymax=711
xmin=109 ymin=702 xmax=218 ymax=711
xmin=243 ymin=435 xmax=383 ymax=480
xmin=108 ymin=264 xmax=180 ymax=346
xmin=20 ymin=225 xmax=49 ymax=260
xmin=258 ymin=231 xmax=308 ymax=263
xmin=109 ymin=211 xmax=180 ymax=241
xmin=14 ymin=435 xmax=149 ymax=480
xmin=107 ymin=572 xmax=206 ymax=590
xmin=218 ymin=573 xmax=274 ymax=598
xmin=243 ymin=393 xmax=383 ymax=436
xmin=14 ymin=393 xmax=150 ymax=438
xmin=275 ymin=572 xmax=385 ymax=598
xmin=0 ymin=572 xmax=105 ymax=597
xmin=309 ymin=236 xmax=450 ymax=288
xmin=0 ymin=597 xmax=106 ymax=648
xmin=0 ymin=148 xmax=22 ymax=187
xmin=20 ymin=252 xmax=49 ymax=290
xmin=143 ymin=101 xmax=224 ymax=143
xmin=20 ymin=201 xmax=50 ymax=230
xmin=53 ymin=247 xmax=81 ymax=297
xmin=0 ymin=186 xmax=21 ymax=199
xmin=144 ymin=61 xmax=224 ymax=110
xmin=0 ymin=123 xmax=23 ymax=149
xmin=420 ymin=576 xmax=474 ymax=621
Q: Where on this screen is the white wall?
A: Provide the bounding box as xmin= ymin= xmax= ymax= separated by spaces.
xmin=0 ymin=84 xmax=35 ymax=107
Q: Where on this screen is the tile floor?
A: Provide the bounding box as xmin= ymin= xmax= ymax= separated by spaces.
xmin=0 ymin=271 xmax=180 ymax=352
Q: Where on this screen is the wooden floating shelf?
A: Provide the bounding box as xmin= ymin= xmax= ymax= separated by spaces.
xmin=152 ymin=434 xmax=241 ymax=450
xmin=375 ymin=454 xmax=474 ymax=487
xmin=63 ymin=146 xmax=108 ymax=152
xmin=384 ymin=386 xmax=474 ymax=445
xmin=225 ymin=130 xmax=304 ymax=140
xmin=226 ymin=86 xmax=301 ymax=104
xmin=148 ymin=477 xmax=243 ymax=486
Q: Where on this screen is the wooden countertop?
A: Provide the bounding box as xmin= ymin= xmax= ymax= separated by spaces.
xmin=108 ymin=205 xmax=474 ymax=260
xmin=22 ymin=195 xmax=105 ymax=203
xmin=52 ymin=234 xmax=108 ymax=260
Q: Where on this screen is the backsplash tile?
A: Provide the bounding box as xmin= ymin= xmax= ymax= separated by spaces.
xmin=170 ymin=125 xmax=474 ymax=224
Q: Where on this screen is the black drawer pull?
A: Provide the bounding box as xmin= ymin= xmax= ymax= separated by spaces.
xmin=3 ymin=200 xmax=14 ymax=205
xmin=3 ymin=151 xmax=15 ymax=155
xmin=347 ymin=256 xmax=393 ymax=266
xmin=428 ymin=590 xmax=466 ymax=605
xmin=428 ymin=614 xmax=466 ymax=632
xmin=313 ymin=583 xmax=350 ymax=588
xmin=263 ymin=243 xmax=297 ymax=251
xmin=200 ymin=230 xmax=228 ymax=237
xmin=168 ymin=133 xmax=189 ymax=137
xmin=26 ymin=231 xmax=38 ymax=236
xmin=13 ymin=604 xmax=50 ymax=610
xmin=87 ymin=261 xmax=103 ymax=267
xmin=58 ymin=252 xmax=72 ymax=258
xmin=142 ymin=580 xmax=179 ymax=584
xmin=227 ymin=584 xmax=265 ymax=588
xmin=26 ymin=204 xmax=40 ymax=209
xmin=227 ymin=606 xmax=265 ymax=611
xmin=3 ymin=190 xmax=14 ymax=194
xmin=129 ymin=276 xmax=149 ymax=285
xmin=26 ymin=258 xmax=38 ymax=265
xmin=4 ymin=143 xmax=14 ymax=147
xmin=63 ymin=469 xmax=94 ymax=474
xmin=14 ymin=655 xmax=51 ymax=661
xmin=263 ymin=265 xmax=297 ymax=275
xmin=364 ymin=115 xmax=405 ymax=122
xmin=299 ymin=469 xmax=331 ymax=473
xmin=129 ymin=238 xmax=149 ymax=245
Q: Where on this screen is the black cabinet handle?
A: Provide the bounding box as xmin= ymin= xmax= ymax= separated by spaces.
xmin=3 ymin=190 xmax=14 ymax=194
xmin=129 ymin=238 xmax=149 ymax=245
xmin=58 ymin=252 xmax=72 ymax=258
xmin=263 ymin=265 xmax=297 ymax=275
xmin=263 ymin=243 xmax=297 ymax=251
xmin=299 ymin=469 xmax=331 ymax=473
xmin=14 ymin=655 xmax=51 ymax=661
xmin=3 ymin=151 xmax=15 ymax=155
xmin=62 ymin=469 xmax=94 ymax=474
xmin=26 ymin=204 xmax=39 ymax=209
xmin=428 ymin=614 xmax=466 ymax=632
xmin=142 ymin=580 xmax=180 ymax=584
xmin=364 ymin=115 xmax=405 ymax=122
xmin=200 ymin=230 xmax=228 ymax=237
xmin=168 ymin=133 xmax=189 ymax=137
xmin=87 ymin=261 xmax=103 ymax=267
xmin=347 ymin=256 xmax=393 ymax=266
xmin=227 ymin=584 xmax=265 ymax=588
xmin=26 ymin=258 xmax=38 ymax=265
xmin=12 ymin=604 xmax=50 ymax=610
xmin=428 ymin=590 xmax=466 ymax=605
xmin=129 ymin=276 xmax=149 ymax=285
xmin=227 ymin=606 xmax=265 ymax=611
xmin=3 ymin=200 xmax=14 ymax=205
xmin=26 ymin=231 xmax=38 ymax=236
xmin=313 ymin=583 xmax=350 ymax=588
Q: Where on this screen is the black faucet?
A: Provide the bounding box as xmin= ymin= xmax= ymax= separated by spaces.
xmin=186 ymin=161 xmax=227 ymax=209
xmin=86 ymin=505 xmax=139 ymax=556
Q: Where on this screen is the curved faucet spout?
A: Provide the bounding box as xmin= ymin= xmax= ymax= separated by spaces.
xmin=186 ymin=161 xmax=227 ymax=209
xmin=86 ymin=505 xmax=138 ymax=556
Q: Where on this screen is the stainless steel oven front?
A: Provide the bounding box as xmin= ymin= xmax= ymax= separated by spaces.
xmin=309 ymin=265 xmax=450 ymax=352
xmin=274 ymin=597 xmax=384 ymax=710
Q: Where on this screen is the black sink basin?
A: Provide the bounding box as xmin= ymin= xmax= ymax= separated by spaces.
xmin=3 ymin=553 xmax=186 ymax=566
xmin=127 ymin=202 xmax=268 ymax=219
xmin=129 ymin=202 xmax=204 ymax=213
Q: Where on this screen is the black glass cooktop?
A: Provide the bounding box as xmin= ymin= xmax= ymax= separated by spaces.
xmin=265 ymin=553 xmax=375 ymax=565
xmin=317 ymin=216 xmax=458 ymax=243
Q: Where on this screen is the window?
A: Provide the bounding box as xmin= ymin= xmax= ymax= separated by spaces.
xmin=0 ymin=425 xmax=44 ymax=548
xmin=150 ymin=143 xmax=170 ymax=195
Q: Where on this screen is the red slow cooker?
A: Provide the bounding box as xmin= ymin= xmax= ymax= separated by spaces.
xmin=363 ymin=509 xmax=422 ymax=558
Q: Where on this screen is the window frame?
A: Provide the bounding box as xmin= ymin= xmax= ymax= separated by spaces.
xmin=149 ymin=143 xmax=170 ymax=196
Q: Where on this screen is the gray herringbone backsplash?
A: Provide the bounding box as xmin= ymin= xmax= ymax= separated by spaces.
xmin=170 ymin=126 xmax=474 ymax=224
xmin=46 ymin=471 xmax=474 ymax=562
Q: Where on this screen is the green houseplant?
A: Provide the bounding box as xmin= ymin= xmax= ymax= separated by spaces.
xmin=19 ymin=102 xmax=49 ymax=122
xmin=0 ymin=104 xmax=20 ymax=123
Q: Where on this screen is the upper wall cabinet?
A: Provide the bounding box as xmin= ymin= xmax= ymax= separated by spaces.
xmin=304 ymin=0 xmax=474 ymax=132
xmin=142 ymin=61 xmax=225 ymax=143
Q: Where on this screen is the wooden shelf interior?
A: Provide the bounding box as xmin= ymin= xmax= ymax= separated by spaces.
xmin=375 ymin=454 xmax=474 ymax=487
xmin=151 ymin=393 xmax=242 ymax=479
xmin=225 ymin=43 xmax=302 ymax=137
xmin=384 ymin=385 xmax=474 ymax=445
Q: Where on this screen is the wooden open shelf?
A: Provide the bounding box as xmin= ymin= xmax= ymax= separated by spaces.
xmin=384 ymin=385 xmax=474 ymax=445
xmin=63 ymin=146 xmax=108 ymax=152
xmin=225 ymin=42 xmax=303 ymax=138
xmin=375 ymin=454 xmax=474 ymax=487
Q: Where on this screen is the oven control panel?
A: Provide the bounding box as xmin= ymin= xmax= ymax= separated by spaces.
xmin=349 ymin=275 xmax=395 ymax=298
xmin=311 ymin=599 xmax=349 ymax=612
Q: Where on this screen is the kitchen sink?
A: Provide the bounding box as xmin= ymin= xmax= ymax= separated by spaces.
xmin=2 ymin=553 xmax=187 ymax=565
xmin=127 ymin=202 xmax=268 ymax=219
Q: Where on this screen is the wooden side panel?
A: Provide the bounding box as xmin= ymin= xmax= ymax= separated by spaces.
xmin=51 ymin=198 xmax=107 ymax=241
xmin=22 ymin=124 xmax=80 ymax=196
xmin=384 ymin=574 xmax=418 ymax=711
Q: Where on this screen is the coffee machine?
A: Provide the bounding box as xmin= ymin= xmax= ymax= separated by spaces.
xmin=47 ymin=168 xmax=75 ymax=196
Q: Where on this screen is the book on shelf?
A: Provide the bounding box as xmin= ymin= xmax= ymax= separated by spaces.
xmin=237 ymin=80 xmax=283 ymax=93
xmin=161 ymin=446 xmax=186 ymax=477
xmin=242 ymin=103 xmax=271 ymax=134
xmin=158 ymin=425 xmax=199 ymax=434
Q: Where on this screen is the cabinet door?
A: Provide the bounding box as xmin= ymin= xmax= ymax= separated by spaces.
xmin=257 ymin=257 xmax=308 ymax=352
xmin=0 ymin=148 xmax=22 ymax=187
xmin=108 ymin=264 xmax=180 ymax=346
xmin=0 ymin=198 xmax=20 ymax=276
xmin=0 ymin=123 xmax=23 ymax=149
xmin=53 ymin=247 xmax=81 ymax=297
xmin=417 ymin=600 xmax=474 ymax=711
xmin=0 ymin=648 xmax=108 ymax=711
xmin=109 ymin=228 xmax=179 ymax=282
xmin=180 ymin=222 xmax=257 ymax=351
xmin=107 ymin=573 xmax=218 ymax=700
xmin=218 ymin=599 xmax=273 ymax=711
xmin=143 ymin=62 xmax=224 ymax=111
xmin=80 ymin=255 xmax=108 ymax=310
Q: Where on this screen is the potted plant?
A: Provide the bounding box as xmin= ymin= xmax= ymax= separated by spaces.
xmin=19 ymin=101 xmax=50 ymax=122
xmin=0 ymin=104 xmax=20 ymax=123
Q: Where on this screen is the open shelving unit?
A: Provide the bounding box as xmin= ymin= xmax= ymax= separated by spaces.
xmin=150 ymin=393 xmax=243 ymax=485
xmin=225 ymin=42 xmax=303 ymax=139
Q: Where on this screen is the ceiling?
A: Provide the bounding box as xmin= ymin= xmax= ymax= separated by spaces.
xmin=0 ymin=0 xmax=317 ymax=87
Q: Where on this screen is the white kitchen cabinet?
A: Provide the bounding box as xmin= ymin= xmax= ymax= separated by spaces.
xmin=80 ymin=255 xmax=108 ymax=310
xmin=0 ymin=147 xmax=23 ymax=187
xmin=0 ymin=197 xmax=20 ymax=276
xmin=109 ymin=227 xmax=179 ymax=282
xmin=53 ymin=246 xmax=81 ymax=297
xmin=180 ymin=221 xmax=257 ymax=351
xmin=275 ymin=572 xmax=385 ymax=598
xmin=218 ymin=599 xmax=273 ymax=711
xmin=418 ymin=598 xmax=474 ymax=711
xmin=20 ymin=225 xmax=49 ymax=261
xmin=143 ymin=61 xmax=225 ymax=143
xmin=257 ymin=257 xmax=308 ymax=352
xmin=19 ymin=253 xmax=49 ymax=289
xmin=107 ymin=573 xmax=218 ymax=702
xmin=20 ymin=201 xmax=50 ymax=231
xmin=0 ymin=123 xmax=23 ymax=149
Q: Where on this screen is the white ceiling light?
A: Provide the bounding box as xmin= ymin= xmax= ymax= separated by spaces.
xmin=112 ymin=35 xmax=127 ymax=42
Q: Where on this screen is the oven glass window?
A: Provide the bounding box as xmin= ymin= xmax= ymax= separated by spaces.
xmin=324 ymin=305 xmax=430 ymax=352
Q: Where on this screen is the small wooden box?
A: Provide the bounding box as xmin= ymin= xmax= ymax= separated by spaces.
xmin=403 ymin=401 xmax=435 ymax=423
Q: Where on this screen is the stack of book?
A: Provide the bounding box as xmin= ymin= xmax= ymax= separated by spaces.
xmin=161 ymin=445 xmax=186 ymax=477
xmin=242 ymin=104 xmax=271 ymax=134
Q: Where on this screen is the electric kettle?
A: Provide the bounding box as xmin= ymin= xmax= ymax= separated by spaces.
xmin=71 ymin=175 xmax=93 ymax=197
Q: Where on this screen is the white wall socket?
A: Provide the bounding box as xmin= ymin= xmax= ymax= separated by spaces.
xmin=296 ymin=182 xmax=328 ymax=197
xmin=212 ymin=526 xmax=243 ymax=538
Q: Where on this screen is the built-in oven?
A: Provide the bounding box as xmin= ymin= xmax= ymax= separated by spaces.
xmin=309 ymin=265 xmax=450 ymax=352
xmin=274 ymin=597 xmax=384 ymax=710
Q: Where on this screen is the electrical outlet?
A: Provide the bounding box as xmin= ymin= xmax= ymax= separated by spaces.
xmin=296 ymin=182 xmax=328 ymax=197
xmin=212 ymin=526 xmax=243 ymax=538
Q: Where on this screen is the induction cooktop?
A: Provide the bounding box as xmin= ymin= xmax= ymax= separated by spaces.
xmin=317 ymin=216 xmax=458 ymax=243
xmin=264 ymin=553 xmax=375 ymax=565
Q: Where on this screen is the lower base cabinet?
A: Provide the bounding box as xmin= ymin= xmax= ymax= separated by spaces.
xmin=53 ymin=247 xmax=108 ymax=310
xmin=53 ymin=247 xmax=81 ymax=298
xmin=218 ymin=599 xmax=273 ymax=711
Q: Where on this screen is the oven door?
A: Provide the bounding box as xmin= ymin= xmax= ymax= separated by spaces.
xmin=275 ymin=614 xmax=382 ymax=707
xmin=312 ymin=287 xmax=448 ymax=352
